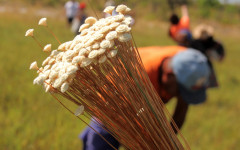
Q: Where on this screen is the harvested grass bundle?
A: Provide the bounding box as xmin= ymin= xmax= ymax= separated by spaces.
xmin=27 ymin=5 xmax=190 ymax=150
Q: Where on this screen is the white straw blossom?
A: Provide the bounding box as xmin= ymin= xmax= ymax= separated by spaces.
xmin=38 ymin=18 xmax=47 ymax=26
xmin=25 ymin=29 xmax=34 ymax=37
xmin=43 ymin=44 xmax=52 ymax=52
xmin=29 ymin=61 xmax=38 ymax=70
xmin=85 ymin=17 xmax=97 ymax=25
xmin=74 ymin=105 xmax=85 ymax=116
xmin=103 ymin=6 xmax=115 ymax=15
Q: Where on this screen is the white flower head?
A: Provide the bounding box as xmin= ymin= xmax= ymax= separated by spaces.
xmin=38 ymin=18 xmax=47 ymax=26
xmin=92 ymin=42 xmax=100 ymax=49
xmin=74 ymin=43 xmax=84 ymax=51
xmin=45 ymin=84 xmax=51 ymax=92
xmin=99 ymin=26 xmax=110 ymax=34
xmin=72 ymin=56 xmax=85 ymax=64
xmin=29 ymin=61 xmax=38 ymax=70
xmin=50 ymin=50 xmax=60 ymax=57
xmin=88 ymin=50 xmax=99 ymax=59
xmin=42 ymin=57 xmax=51 ymax=66
xmin=107 ymin=50 xmax=118 ymax=58
xmin=98 ymin=55 xmax=107 ymax=64
xmin=116 ymin=4 xmax=130 ymax=14
xmin=66 ymin=65 xmax=78 ymax=75
xmin=48 ymin=58 xmax=56 ymax=65
xmin=53 ymin=78 xmax=63 ymax=88
xmin=80 ymin=29 xmax=89 ymax=36
xmin=100 ymin=40 xmax=111 ymax=49
xmin=43 ymin=44 xmax=52 ymax=52
xmin=103 ymin=6 xmax=115 ymax=15
xmin=109 ymin=22 xmax=120 ymax=30
xmin=93 ymin=33 xmax=104 ymax=41
xmin=61 ymin=82 xmax=69 ymax=93
xmin=25 ymin=29 xmax=34 ymax=37
xmin=85 ymin=17 xmax=97 ymax=25
xmin=118 ymin=33 xmax=132 ymax=42
xmin=58 ymin=43 xmax=66 ymax=51
xmin=74 ymin=105 xmax=85 ymax=116
xmin=80 ymin=58 xmax=93 ymax=67
xmin=49 ymin=70 xmax=58 ymax=80
xmin=106 ymin=31 xmax=117 ymax=41
xmin=97 ymin=48 xmax=106 ymax=55
xmin=79 ymin=23 xmax=90 ymax=32
xmin=113 ymin=14 xmax=124 ymax=22
xmin=116 ymin=24 xmax=131 ymax=33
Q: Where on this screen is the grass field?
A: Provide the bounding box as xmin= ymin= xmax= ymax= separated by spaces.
xmin=0 ymin=4 xmax=240 ymax=150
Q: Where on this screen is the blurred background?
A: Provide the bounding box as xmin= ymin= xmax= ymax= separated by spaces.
xmin=0 ymin=0 xmax=239 ymax=149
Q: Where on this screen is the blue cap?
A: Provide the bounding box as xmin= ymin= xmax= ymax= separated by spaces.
xmin=171 ymin=49 xmax=210 ymax=104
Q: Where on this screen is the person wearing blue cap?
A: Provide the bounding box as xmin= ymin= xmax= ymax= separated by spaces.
xmin=80 ymin=46 xmax=211 ymax=150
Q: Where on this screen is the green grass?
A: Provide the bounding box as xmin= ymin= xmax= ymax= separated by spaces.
xmin=0 ymin=6 xmax=240 ymax=150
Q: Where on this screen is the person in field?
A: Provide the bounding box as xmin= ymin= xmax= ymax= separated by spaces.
xmin=64 ymin=0 xmax=79 ymax=26
xmin=190 ymin=24 xmax=225 ymax=88
xmin=80 ymin=46 xmax=210 ymax=150
xmin=71 ymin=2 xmax=87 ymax=35
xmin=169 ymin=5 xmax=192 ymax=46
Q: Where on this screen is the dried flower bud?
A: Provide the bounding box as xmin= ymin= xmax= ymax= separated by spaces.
xmin=85 ymin=38 xmax=95 ymax=47
xmin=85 ymin=17 xmax=97 ymax=25
xmin=72 ymin=56 xmax=85 ymax=64
xmin=80 ymin=58 xmax=93 ymax=67
xmin=109 ymin=40 xmax=115 ymax=48
xmin=50 ymin=50 xmax=60 ymax=57
xmin=80 ymin=29 xmax=89 ymax=36
xmin=113 ymin=14 xmax=124 ymax=22
xmin=98 ymin=55 xmax=107 ymax=63
xmin=106 ymin=31 xmax=117 ymax=41
xmin=58 ymin=43 xmax=66 ymax=51
xmin=38 ymin=18 xmax=47 ymax=26
xmin=92 ymin=42 xmax=100 ymax=49
xmin=74 ymin=43 xmax=84 ymax=51
xmin=100 ymin=40 xmax=111 ymax=49
xmin=98 ymin=48 xmax=106 ymax=55
xmin=49 ymin=70 xmax=58 ymax=80
xmin=44 ymin=70 xmax=51 ymax=77
xmin=116 ymin=4 xmax=128 ymax=14
xmin=43 ymin=65 xmax=51 ymax=71
xmin=45 ymin=84 xmax=51 ymax=92
xmin=99 ymin=26 xmax=110 ymax=34
xmin=74 ymin=105 xmax=85 ymax=116
xmin=118 ymin=33 xmax=132 ymax=42
xmin=43 ymin=44 xmax=52 ymax=52
xmin=29 ymin=61 xmax=38 ymax=70
xmin=66 ymin=65 xmax=78 ymax=75
xmin=107 ymin=50 xmax=118 ymax=58
xmin=93 ymin=33 xmax=104 ymax=41
xmin=103 ymin=6 xmax=115 ymax=15
xmin=79 ymin=23 xmax=90 ymax=32
xmin=49 ymin=58 xmax=56 ymax=65
xmin=78 ymin=48 xmax=88 ymax=56
xmin=109 ymin=22 xmax=120 ymax=30
xmin=116 ymin=24 xmax=130 ymax=33
xmin=61 ymin=82 xmax=69 ymax=93
xmin=37 ymin=67 xmax=43 ymax=73
xmin=25 ymin=29 xmax=34 ymax=37
xmin=65 ymin=41 xmax=73 ymax=50
xmin=53 ymin=78 xmax=63 ymax=88
xmin=88 ymin=50 xmax=99 ymax=59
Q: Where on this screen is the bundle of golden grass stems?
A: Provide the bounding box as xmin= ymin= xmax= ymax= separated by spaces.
xmin=27 ymin=4 xmax=190 ymax=150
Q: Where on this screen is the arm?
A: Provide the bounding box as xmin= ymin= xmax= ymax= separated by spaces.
xmin=181 ymin=5 xmax=188 ymax=17
xmin=170 ymin=96 xmax=189 ymax=133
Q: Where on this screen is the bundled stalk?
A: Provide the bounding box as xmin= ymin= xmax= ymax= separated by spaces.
xmin=28 ymin=4 xmax=189 ymax=150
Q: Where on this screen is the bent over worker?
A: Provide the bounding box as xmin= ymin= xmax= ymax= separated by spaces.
xmin=80 ymin=46 xmax=210 ymax=150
